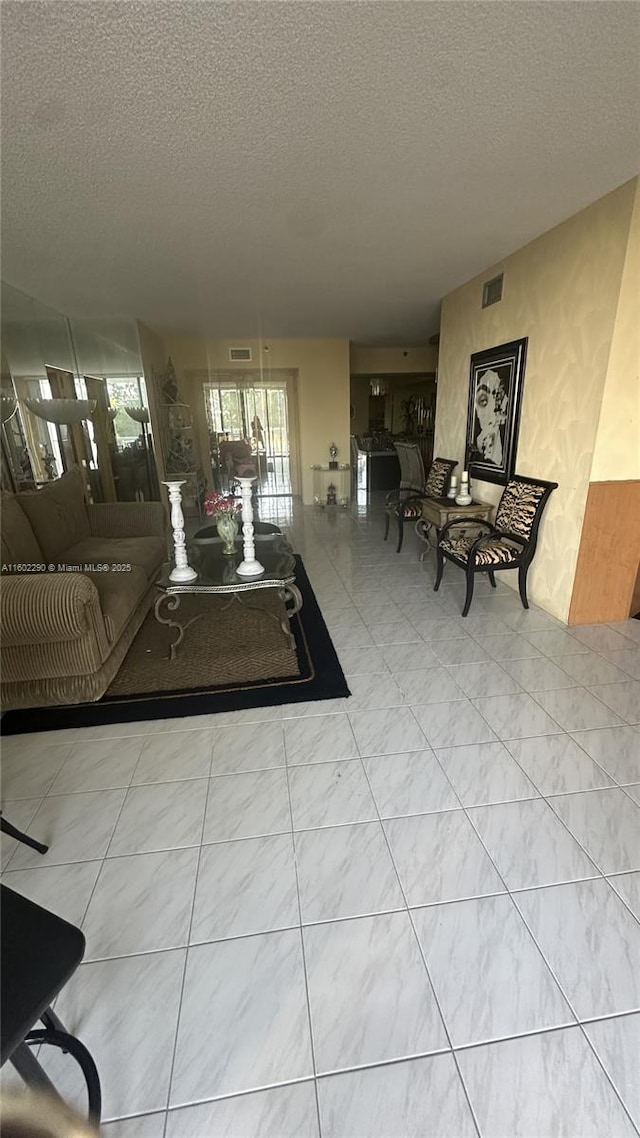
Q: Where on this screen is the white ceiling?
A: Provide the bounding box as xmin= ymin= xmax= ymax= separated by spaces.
xmin=2 ymin=1 xmax=639 ymax=343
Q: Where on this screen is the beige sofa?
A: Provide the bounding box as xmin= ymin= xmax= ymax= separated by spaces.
xmin=1 ymin=467 xmax=167 ymax=709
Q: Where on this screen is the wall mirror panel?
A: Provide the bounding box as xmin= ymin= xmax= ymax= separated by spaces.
xmin=0 ymin=283 xmax=159 ymax=501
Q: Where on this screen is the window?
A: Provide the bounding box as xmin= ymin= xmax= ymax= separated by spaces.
xmin=105 ymin=376 xmax=149 ymax=449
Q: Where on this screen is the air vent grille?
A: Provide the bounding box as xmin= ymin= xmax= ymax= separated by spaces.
xmin=229 ymin=347 xmax=252 ymax=361
xmin=482 ymin=274 xmax=504 ymax=308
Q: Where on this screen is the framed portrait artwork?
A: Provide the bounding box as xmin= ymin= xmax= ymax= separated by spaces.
xmin=464 ymin=337 xmax=528 ymax=485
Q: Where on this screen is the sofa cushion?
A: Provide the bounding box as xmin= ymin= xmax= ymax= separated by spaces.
xmin=18 ymin=467 xmax=90 ymax=562
xmin=62 ymin=535 xmax=165 ymax=582
xmin=0 ymin=493 xmax=44 ymax=566
xmin=85 ymin=565 xmax=148 ymax=642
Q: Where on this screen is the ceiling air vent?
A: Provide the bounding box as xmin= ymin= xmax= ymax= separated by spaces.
xmin=482 ymin=274 xmax=504 ymax=308
xmin=229 ymin=347 xmax=252 ymax=362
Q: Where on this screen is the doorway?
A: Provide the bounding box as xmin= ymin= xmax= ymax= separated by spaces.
xmin=202 ymin=373 xmax=298 ymax=498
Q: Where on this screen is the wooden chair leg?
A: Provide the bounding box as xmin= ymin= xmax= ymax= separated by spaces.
xmin=518 ymin=565 xmax=529 ymax=609
xmin=434 ymin=547 xmax=445 ymax=591
xmin=488 ymin=571 xmax=497 ymax=588
xmin=396 ymin=514 xmax=404 ymax=553
xmin=383 ymin=511 xmax=390 ymax=541
xmin=462 ymin=568 xmax=475 ymax=616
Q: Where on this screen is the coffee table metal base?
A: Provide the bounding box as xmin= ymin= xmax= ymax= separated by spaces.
xmin=153 ymin=592 xmax=203 ymax=661
xmin=154 ymin=582 xmax=304 ymax=660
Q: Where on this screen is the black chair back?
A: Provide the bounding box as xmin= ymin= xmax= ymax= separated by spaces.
xmin=394 ymin=442 xmax=425 ymax=495
xmin=495 ymin=475 xmax=558 ymax=553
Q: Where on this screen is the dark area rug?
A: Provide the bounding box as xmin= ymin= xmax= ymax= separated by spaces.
xmin=1 ymin=556 xmax=350 ymax=734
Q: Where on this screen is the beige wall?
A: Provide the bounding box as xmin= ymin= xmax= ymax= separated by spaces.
xmin=434 ymin=179 xmax=637 ymax=622
xmin=350 ymin=345 xmax=438 ymax=374
xmin=591 ymin=180 xmax=640 ymax=481
xmin=158 ymin=336 xmax=350 ymax=504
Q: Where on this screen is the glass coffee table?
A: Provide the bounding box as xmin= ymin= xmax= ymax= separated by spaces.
xmin=154 ymin=534 xmax=302 ymax=660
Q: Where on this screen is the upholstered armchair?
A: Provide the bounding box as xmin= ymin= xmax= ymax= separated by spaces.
xmin=384 ymin=448 xmax=457 ymax=553
xmin=434 ymin=474 xmax=558 ymax=616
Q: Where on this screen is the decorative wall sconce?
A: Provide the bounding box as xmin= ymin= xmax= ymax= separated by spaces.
xmin=124 ymin=406 xmax=150 ymax=425
xmin=1 ymin=394 xmax=18 ymax=424
xmin=23 ymin=398 xmax=96 ymax=424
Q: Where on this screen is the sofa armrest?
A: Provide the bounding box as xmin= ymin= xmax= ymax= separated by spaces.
xmin=87 ymin=502 xmax=167 ymax=540
xmin=0 ymin=572 xmax=103 ymax=646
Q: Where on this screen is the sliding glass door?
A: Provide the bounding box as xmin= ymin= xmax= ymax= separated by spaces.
xmin=203 ymin=376 xmax=293 ymax=497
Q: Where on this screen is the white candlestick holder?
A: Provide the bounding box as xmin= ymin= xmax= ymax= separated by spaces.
xmin=162 ymin=480 xmax=198 ymax=582
xmin=235 ymin=476 xmax=265 ymax=577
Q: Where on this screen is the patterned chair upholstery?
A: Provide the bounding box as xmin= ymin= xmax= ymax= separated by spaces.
xmin=384 ymin=449 xmax=457 ymax=553
xmin=434 ymin=475 xmax=558 ymax=616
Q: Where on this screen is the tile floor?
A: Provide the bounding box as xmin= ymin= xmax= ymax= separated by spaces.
xmin=1 ymin=494 xmax=639 ymax=1137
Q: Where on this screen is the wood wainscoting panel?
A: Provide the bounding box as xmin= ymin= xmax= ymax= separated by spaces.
xmin=569 ymin=480 xmax=640 ymax=625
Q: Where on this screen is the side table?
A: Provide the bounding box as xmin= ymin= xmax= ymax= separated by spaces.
xmin=311 ymin=464 xmax=351 ymax=508
xmin=417 ymin=497 xmax=493 ymax=560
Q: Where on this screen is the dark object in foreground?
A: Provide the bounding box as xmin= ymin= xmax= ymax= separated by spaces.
xmin=1 ymin=885 xmax=102 ymax=1125
xmin=0 ymin=813 xmax=48 ymax=855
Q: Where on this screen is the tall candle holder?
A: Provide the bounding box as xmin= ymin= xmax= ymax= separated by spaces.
xmin=235 ymin=476 xmax=265 ymax=577
xmin=162 ymin=480 xmax=198 ymax=582
xmin=447 ymin=475 xmax=458 ymax=500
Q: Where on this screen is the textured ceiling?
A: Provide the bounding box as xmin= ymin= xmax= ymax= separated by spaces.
xmin=1 ymin=1 xmax=639 ymax=342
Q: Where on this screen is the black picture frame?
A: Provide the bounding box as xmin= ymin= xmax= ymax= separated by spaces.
xmin=464 ymin=337 xmax=528 ymax=485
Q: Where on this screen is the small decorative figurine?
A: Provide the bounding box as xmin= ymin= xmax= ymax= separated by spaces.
xmin=327 ymin=483 xmax=337 ymax=506
xmin=329 ymin=442 xmax=338 ymax=470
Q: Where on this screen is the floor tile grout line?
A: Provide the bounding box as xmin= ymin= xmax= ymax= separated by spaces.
xmin=164 ymin=1073 xmax=319 ymax=1120
xmin=508 ymin=886 xmax=635 ymax=1034
xmin=492 ymin=741 xmax=640 ymax=884
xmin=283 ymin=747 xmax=324 ymax=1138
xmin=526 ymin=676 xmax=634 ymax=730
xmin=574 ymin=1019 xmax=640 ymax=1137
xmin=423 ymin=745 xmax=621 ymax=1047
xmin=455 ymin=766 xmax=608 ymax=897
xmin=161 ymin=759 xmax=216 ymax=1134
xmin=507 ymin=893 xmax=640 ymax=1134
xmin=48 ymin=735 xmax=147 ymax=799
xmin=605 ymin=875 xmax=640 ymax=932
xmin=357 ymin=754 xmax=484 ymax=1138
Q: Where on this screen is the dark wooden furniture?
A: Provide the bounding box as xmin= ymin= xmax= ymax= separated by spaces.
xmin=1 ymin=885 xmax=102 ymax=1125
xmin=384 ymin=448 xmax=458 ymax=553
xmin=434 ymin=475 xmax=558 ymax=616
xmin=417 ymin=497 xmax=493 ymax=559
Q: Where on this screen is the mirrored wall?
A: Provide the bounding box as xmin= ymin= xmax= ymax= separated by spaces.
xmin=1 ymin=283 xmax=160 ymax=501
